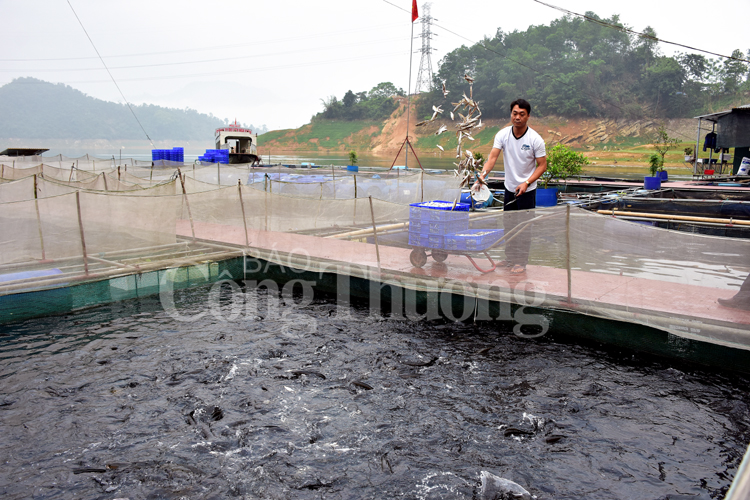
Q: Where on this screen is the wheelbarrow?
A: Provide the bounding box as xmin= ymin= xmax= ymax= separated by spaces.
xmin=408 ymin=228 xmax=505 ymax=274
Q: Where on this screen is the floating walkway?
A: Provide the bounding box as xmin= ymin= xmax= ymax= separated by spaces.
xmin=174 ymin=205 xmax=750 ymax=373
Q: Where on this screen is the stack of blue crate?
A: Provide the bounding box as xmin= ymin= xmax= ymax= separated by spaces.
xmin=198 ymin=149 xmax=229 ymax=164
xmin=151 ymin=148 xmax=184 ymax=163
xmin=408 ymin=201 xmax=470 ymax=249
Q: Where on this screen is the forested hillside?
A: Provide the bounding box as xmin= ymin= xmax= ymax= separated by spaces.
xmin=0 ymin=78 xmax=263 ymax=140
xmin=315 ymin=82 xmax=405 ymax=122
xmin=414 ymin=13 xmax=749 ymax=120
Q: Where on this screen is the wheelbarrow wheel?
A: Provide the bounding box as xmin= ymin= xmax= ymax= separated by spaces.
xmin=410 ymin=248 xmax=427 ymax=268
xmin=432 ymin=250 xmax=448 ymax=262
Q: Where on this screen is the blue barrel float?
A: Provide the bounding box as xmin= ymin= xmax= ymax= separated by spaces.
xmin=644 ymin=176 xmax=662 ymax=190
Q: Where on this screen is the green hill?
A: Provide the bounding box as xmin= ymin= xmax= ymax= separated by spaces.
xmin=0 ymin=78 xmax=243 ymax=141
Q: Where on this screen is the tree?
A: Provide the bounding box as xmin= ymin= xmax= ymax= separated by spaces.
xmin=343 ymin=90 xmax=356 ymax=108
xmin=314 ymin=83 xmax=401 ymax=122
xmin=652 ymin=125 xmax=679 ymax=168
xmin=722 ymin=49 xmax=749 ymax=93
xmin=641 ymin=57 xmax=685 ymax=115
xmin=680 ymin=53 xmax=708 ymax=80
xmin=632 ymin=26 xmax=660 ymax=69
xmin=368 ymin=82 xmax=404 ymax=99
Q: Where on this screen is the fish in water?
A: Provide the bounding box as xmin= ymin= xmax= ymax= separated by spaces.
xmin=399 ymin=356 xmax=438 ymax=367
xmin=72 ymin=467 xmax=108 ymax=474
xmin=290 ymin=370 xmax=326 ymax=380
xmin=479 ymin=471 xmax=534 ymax=500
xmin=351 ymin=380 xmax=373 ymax=390
xmin=435 ymin=124 xmax=448 ymax=136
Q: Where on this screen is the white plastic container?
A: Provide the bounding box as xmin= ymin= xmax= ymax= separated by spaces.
xmin=738 ymin=157 xmax=750 ymax=176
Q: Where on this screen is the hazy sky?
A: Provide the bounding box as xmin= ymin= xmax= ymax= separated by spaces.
xmin=2 ymin=0 xmax=748 ymax=134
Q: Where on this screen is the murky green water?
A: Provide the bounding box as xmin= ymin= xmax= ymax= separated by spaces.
xmin=0 ymin=285 xmax=747 ymax=499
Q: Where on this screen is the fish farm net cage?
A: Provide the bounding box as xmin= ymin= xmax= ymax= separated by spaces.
xmin=2 ymin=157 xmax=750 ymax=367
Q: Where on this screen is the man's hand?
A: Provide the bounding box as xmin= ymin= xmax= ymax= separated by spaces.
xmin=515 ymin=182 xmax=528 ymax=196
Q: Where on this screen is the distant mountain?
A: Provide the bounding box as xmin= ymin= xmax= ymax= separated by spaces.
xmin=0 ymin=78 xmax=262 ymax=141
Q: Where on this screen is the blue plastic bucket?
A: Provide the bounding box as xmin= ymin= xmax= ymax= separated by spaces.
xmin=644 ymin=176 xmax=662 ymax=190
xmin=535 ymin=187 xmax=558 ymax=207
xmin=347 ymin=165 xmax=358 ymax=172
xmin=659 ymin=170 xmax=668 ymax=181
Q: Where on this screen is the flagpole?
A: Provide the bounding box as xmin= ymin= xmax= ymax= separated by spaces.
xmin=405 ymin=8 xmax=415 ymax=169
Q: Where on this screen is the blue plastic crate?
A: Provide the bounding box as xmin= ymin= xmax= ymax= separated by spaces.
xmin=408 ymin=231 xmax=429 ymax=247
xmin=409 ymin=200 xmax=470 ymax=220
xmin=424 ymin=218 xmax=469 ymax=235
xmin=414 ymin=200 xmax=470 ymax=211
xmin=422 ymin=209 xmax=469 ymax=223
xmin=444 ymin=229 xmax=504 ymax=252
xmin=409 ymin=231 xmax=445 ymax=249
xmin=427 ymin=234 xmax=444 ymax=248
xmin=409 ymin=202 xmax=470 ymax=236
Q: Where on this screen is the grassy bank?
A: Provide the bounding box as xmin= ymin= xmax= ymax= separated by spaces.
xmin=259 ymin=120 xmax=380 ymax=152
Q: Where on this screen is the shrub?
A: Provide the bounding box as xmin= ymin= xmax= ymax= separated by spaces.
xmin=540 ymin=144 xmax=588 ymax=188
xmin=648 ymin=153 xmax=663 ymax=177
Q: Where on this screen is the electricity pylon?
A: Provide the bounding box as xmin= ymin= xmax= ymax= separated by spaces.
xmin=414 ymin=3 xmax=435 ymax=93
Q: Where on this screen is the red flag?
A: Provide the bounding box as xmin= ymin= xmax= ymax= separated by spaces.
xmin=411 ymin=0 xmax=418 ymax=22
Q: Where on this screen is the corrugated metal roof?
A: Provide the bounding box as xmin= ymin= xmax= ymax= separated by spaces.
xmin=695 ymin=104 xmax=750 ymax=121
xmin=0 ymin=148 xmax=49 ymax=156
xmin=695 ymin=109 xmax=732 ymax=121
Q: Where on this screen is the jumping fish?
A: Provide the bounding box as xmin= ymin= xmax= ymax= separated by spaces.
xmin=462 ymin=94 xmax=476 ymax=108
xmin=425 ymin=75 xmax=485 ymax=184
xmin=432 ymin=104 xmax=443 ymax=116
xmin=436 ymin=144 xmax=444 ymax=151
xmin=479 ymin=471 xmax=533 ymax=500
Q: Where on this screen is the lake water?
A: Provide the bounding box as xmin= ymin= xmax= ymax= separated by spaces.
xmin=0 ymin=284 xmax=748 ymax=499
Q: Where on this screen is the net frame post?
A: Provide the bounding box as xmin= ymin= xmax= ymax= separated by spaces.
xmin=75 ymin=191 xmax=89 ymax=275
xmin=368 ymin=195 xmax=381 ymax=273
xmin=238 ymin=180 xmax=249 ymax=247
xmin=566 ymin=203 xmax=572 ymax=303
xmin=33 ymin=174 xmax=46 ymax=260
xmin=177 ymin=169 xmax=196 ymax=241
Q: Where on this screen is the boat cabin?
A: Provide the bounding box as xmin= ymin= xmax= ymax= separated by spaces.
xmin=215 ymin=124 xmax=259 ymax=164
